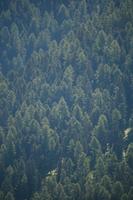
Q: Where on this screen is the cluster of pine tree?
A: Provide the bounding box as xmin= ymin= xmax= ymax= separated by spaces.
xmin=0 ymin=0 xmax=133 ymax=199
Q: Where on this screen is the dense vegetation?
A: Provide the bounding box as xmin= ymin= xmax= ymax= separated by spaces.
xmin=0 ymin=0 xmax=133 ymax=199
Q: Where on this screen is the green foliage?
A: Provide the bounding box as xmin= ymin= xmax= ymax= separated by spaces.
xmin=112 ymin=181 xmax=124 ymax=200
xmin=126 ymin=143 xmax=133 ymax=169
xmin=5 ymin=192 xmax=15 ymax=200
xmin=121 ymin=193 xmax=128 ymax=200
xmin=0 ymin=0 xmax=133 ymax=199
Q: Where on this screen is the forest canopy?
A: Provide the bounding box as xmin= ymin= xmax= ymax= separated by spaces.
xmin=0 ymin=0 xmax=133 ymax=199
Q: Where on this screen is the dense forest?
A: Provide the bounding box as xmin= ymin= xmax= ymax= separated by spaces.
xmin=0 ymin=0 xmax=133 ymax=199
